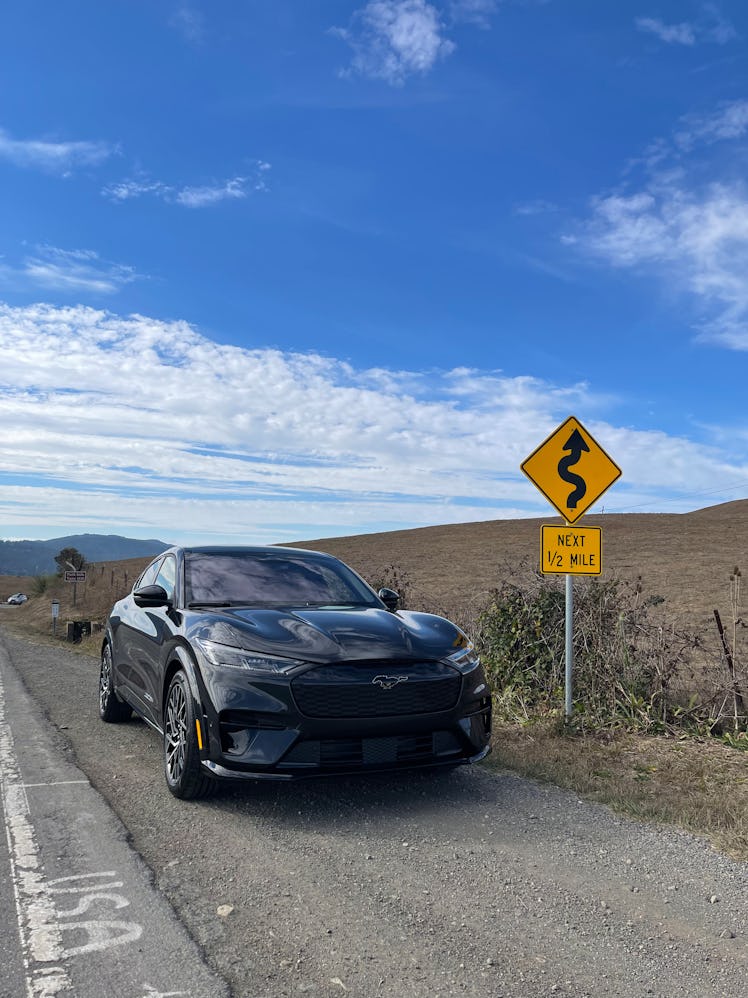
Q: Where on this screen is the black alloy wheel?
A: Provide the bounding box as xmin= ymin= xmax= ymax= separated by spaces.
xmin=99 ymin=644 xmax=132 ymax=722
xmin=163 ymin=671 xmax=214 ymax=799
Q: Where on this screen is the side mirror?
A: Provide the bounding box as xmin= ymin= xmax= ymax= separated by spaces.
xmin=378 ymin=587 xmax=400 ymax=612
xmin=133 ymin=584 xmax=171 ymax=608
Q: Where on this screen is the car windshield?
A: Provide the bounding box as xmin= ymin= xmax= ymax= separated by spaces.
xmin=184 ymin=550 xmax=380 ymax=608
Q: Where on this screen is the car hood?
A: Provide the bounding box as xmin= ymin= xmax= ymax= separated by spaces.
xmin=189 ymin=606 xmax=467 ymax=664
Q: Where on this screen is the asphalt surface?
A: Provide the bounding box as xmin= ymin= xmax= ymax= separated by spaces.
xmin=1 ymin=619 xmax=747 ymax=998
xmin=0 ymin=623 xmax=229 ymax=998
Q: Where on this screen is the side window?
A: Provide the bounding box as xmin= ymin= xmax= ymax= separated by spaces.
xmin=155 ymin=556 xmax=176 ymax=602
xmin=136 ymin=558 xmax=163 ymax=591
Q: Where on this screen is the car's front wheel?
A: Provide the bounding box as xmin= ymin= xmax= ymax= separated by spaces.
xmin=99 ymin=644 xmax=132 ymax=722
xmin=163 ymin=671 xmax=214 ymax=799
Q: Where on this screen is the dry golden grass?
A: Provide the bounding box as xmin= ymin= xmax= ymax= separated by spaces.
xmin=486 ymin=722 xmax=748 ymax=861
xmin=3 ymin=500 xmax=748 ymax=858
xmin=290 ymin=500 xmax=748 ymax=638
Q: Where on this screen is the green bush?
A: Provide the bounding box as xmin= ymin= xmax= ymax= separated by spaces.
xmin=476 ymin=571 xmax=702 ymax=731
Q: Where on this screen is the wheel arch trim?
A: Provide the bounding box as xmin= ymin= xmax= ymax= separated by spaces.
xmin=163 ymin=643 xmax=202 ymax=717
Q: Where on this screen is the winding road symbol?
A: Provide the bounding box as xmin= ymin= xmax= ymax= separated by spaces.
xmin=520 ymin=416 xmax=622 ymax=523
xmin=558 ymin=428 xmax=590 ymax=510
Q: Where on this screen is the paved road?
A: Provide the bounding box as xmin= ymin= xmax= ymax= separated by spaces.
xmin=0 ymin=627 xmax=229 ymax=998
xmin=1 ymin=622 xmax=747 ymax=998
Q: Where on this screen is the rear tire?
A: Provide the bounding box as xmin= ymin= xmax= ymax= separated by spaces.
xmin=163 ymin=671 xmax=215 ymax=800
xmin=99 ymin=643 xmax=132 ymax=722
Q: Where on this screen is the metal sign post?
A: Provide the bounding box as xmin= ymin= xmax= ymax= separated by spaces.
xmin=565 ymin=571 xmax=573 ymax=720
xmin=51 ymin=599 xmax=60 ymax=637
xmin=521 ymin=416 xmax=621 ymax=722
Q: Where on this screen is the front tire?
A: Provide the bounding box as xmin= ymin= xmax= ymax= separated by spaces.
xmin=163 ymin=671 xmax=214 ymax=800
xmin=99 ymin=644 xmax=132 ymax=722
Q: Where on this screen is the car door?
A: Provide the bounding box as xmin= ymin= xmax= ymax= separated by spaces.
xmin=126 ymin=554 xmax=179 ymax=728
xmin=112 ymin=558 xmax=163 ymax=698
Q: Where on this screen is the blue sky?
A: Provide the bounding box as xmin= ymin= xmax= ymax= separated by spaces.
xmin=1 ymin=0 xmax=747 ymax=545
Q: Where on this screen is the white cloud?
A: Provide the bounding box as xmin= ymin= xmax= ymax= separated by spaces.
xmin=635 ymin=7 xmax=737 ymax=47
xmin=627 ymin=101 xmax=748 ymax=173
xmin=102 ymin=164 xmax=270 ymax=207
xmin=701 ymin=2 xmax=739 ymax=44
xmin=0 ymin=247 xmax=139 ymax=295
xmin=567 ymin=183 xmax=748 ymax=348
xmin=567 ymin=96 xmax=748 ymax=350
xmin=170 ymin=5 xmax=206 ymax=44
xmin=0 ymin=127 xmax=114 ymax=174
xmin=175 ymin=177 xmax=249 ymax=207
xmin=102 ymin=179 xmax=173 ymax=202
xmin=514 ymin=199 xmax=559 ymax=216
xmin=635 ymin=17 xmax=696 ymax=45
xmin=0 ymin=302 xmax=745 ymax=542
xmin=675 ymin=100 xmax=748 ymax=149
xmin=449 ymin=0 xmax=498 ymax=29
xmin=333 ymin=0 xmax=455 ymax=86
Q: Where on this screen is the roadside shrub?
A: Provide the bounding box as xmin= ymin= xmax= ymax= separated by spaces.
xmin=359 ymin=562 xmax=414 ymax=610
xmin=476 ymin=569 xmax=705 ymax=731
xmin=32 ymin=573 xmax=56 ymax=596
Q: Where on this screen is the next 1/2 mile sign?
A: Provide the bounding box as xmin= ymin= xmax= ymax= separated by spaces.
xmin=541 ymin=525 xmax=601 ymax=576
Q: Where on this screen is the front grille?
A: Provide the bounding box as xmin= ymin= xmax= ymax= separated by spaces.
xmin=282 ymin=731 xmax=463 ymax=768
xmin=291 ymin=661 xmax=461 ymax=718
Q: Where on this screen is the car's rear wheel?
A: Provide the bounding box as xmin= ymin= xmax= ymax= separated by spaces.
xmin=99 ymin=644 xmax=132 ymax=722
xmin=163 ymin=671 xmax=214 ymax=799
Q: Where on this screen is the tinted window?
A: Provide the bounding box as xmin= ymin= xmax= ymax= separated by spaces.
xmin=185 ymin=551 xmax=378 ymax=607
xmin=155 ymin=555 xmax=177 ymax=601
xmin=136 ymin=558 xmax=163 ymax=591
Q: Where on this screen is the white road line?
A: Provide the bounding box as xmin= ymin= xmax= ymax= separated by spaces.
xmin=0 ymin=666 xmax=71 ymax=997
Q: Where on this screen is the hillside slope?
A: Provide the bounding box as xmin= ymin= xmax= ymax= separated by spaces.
xmin=6 ymin=500 xmax=748 ymax=642
xmin=288 ymin=499 xmax=748 ymax=634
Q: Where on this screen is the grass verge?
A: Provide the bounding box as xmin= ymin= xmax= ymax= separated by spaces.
xmin=485 ymin=720 xmax=748 ymax=862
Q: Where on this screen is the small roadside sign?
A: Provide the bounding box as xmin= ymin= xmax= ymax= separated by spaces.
xmin=521 ymin=416 xmax=621 ymax=523
xmin=51 ymin=600 xmax=60 ymax=618
xmin=64 ymin=571 xmax=87 ymax=583
xmin=541 ymin=525 xmax=602 ymax=576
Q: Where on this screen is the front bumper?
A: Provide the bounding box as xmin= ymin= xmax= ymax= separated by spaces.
xmin=194 ymin=657 xmax=492 ymax=781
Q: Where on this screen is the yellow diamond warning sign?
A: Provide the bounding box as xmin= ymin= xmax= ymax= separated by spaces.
xmin=521 ymin=416 xmax=621 ymax=523
xmin=541 ymin=524 xmax=602 ymax=575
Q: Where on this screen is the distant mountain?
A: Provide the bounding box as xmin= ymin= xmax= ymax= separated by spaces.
xmin=0 ymin=534 xmax=170 ymax=576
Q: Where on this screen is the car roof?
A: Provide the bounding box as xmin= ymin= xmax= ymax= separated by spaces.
xmin=169 ymin=545 xmax=337 ymax=561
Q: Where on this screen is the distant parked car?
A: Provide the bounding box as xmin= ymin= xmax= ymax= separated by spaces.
xmin=7 ymin=593 xmax=28 ymax=604
xmin=100 ymin=545 xmax=492 ymax=799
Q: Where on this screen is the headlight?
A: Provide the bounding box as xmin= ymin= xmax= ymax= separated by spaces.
xmin=196 ymin=639 xmax=305 ymax=675
xmin=447 ymin=645 xmax=481 ymax=673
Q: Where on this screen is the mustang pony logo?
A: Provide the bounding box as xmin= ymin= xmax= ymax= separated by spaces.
xmin=372 ymin=674 xmax=409 ymax=690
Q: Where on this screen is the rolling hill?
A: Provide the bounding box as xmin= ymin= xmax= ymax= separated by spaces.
xmin=4 ymin=500 xmax=748 ymax=645
xmin=0 ymin=534 xmax=170 ymax=576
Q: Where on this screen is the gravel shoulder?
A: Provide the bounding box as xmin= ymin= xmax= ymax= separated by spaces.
xmin=3 ymin=624 xmax=747 ymax=998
